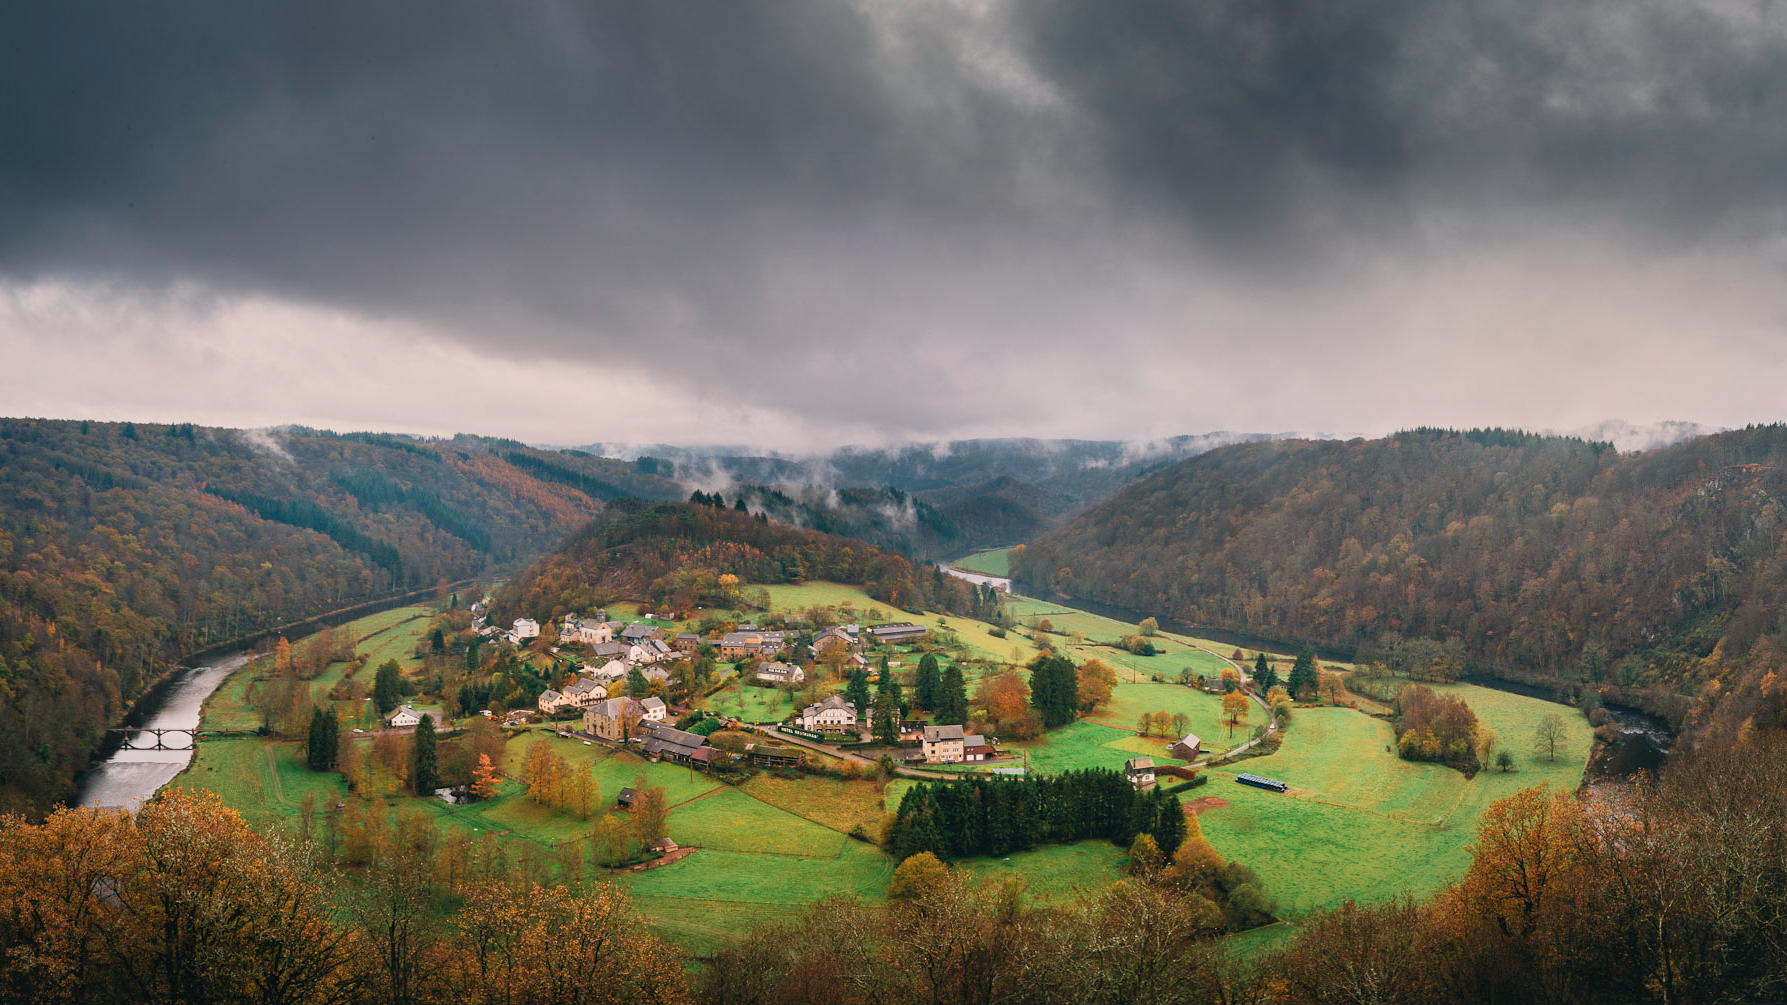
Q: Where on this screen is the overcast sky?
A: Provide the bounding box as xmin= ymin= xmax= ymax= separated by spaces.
xmin=4 ymin=0 xmax=1786 ymax=450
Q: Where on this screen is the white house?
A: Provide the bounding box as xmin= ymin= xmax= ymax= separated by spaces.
xmin=537 ymin=689 xmax=569 ymax=713
xmin=639 ymin=696 xmax=668 ymax=722
xmin=513 ymin=618 xmax=540 ymax=640
xmin=757 ymin=662 xmax=806 ymax=686
xmin=797 ymin=694 xmax=857 ymax=733
xmin=1125 ymin=756 xmax=1157 ymax=789
xmin=562 ymin=616 xmax=614 ymax=645
xmin=562 ymin=677 xmax=608 ymax=708
xmin=585 ymin=659 xmax=630 ymax=684
xmin=387 ymin=706 xmax=423 ymax=728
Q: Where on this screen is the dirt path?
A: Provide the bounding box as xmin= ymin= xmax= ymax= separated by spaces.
xmin=264 ymin=743 xmax=290 ymax=806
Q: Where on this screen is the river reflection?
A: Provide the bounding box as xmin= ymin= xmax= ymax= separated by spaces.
xmin=75 ymin=652 xmax=249 ymax=811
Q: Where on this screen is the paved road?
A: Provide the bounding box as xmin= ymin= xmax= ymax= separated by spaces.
xmin=1184 ymin=642 xmax=1277 ymax=766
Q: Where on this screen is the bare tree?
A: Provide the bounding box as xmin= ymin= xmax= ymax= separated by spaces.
xmin=1532 ymin=713 xmax=1567 ymax=762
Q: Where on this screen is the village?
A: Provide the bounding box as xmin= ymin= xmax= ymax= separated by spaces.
xmin=448 ymin=595 xmax=1209 ymax=791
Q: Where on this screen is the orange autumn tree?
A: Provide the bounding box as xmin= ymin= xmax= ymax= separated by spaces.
xmin=1075 ymin=658 xmax=1117 ymax=714
xmin=976 ymin=669 xmax=1033 ymax=735
xmin=1221 ymin=691 xmax=1251 ymax=736
xmin=0 ymin=789 xmax=356 ymax=1004
xmin=471 ymin=754 xmax=501 ymax=800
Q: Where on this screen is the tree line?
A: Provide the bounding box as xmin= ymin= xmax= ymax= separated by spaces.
xmin=0 ymin=788 xmax=687 ymax=1004
xmin=885 ymin=769 xmax=1187 ymax=863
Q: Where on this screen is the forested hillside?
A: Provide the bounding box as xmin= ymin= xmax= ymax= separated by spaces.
xmin=1015 ymin=426 xmax=1787 ymax=740
xmin=498 ymin=498 xmax=991 ymax=624
xmin=0 ymin=418 xmax=681 ymax=813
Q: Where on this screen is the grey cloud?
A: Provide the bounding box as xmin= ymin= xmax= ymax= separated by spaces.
xmin=3 ymin=1 xmax=1786 ymax=443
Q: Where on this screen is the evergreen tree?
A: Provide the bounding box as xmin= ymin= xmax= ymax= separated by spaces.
xmin=626 ymin=666 xmax=651 ymax=698
xmin=935 ymin=663 xmax=969 ymax=726
xmin=914 ymin=653 xmax=941 ymax=711
xmin=411 ymin=714 xmax=438 ymax=794
xmin=871 ymin=687 xmax=900 ymax=745
xmin=373 ymin=659 xmax=403 ymax=714
xmin=876 ymin=656 xmax=904 ymax=714
xmin=1150 ymin=790 xmax=1187 ymax=856
xmin=305 ymin=706 xmax=337 ymax=770
xmin=1253 ymin=652 xmax=1279 ymax=693
xmin=1028 ymin=653 xmax=1080 ymax=729
xmin=845 ymin=668 xmax=872 ymax=715
xmin=1288 ymin=645 xmax=1318 ymax=698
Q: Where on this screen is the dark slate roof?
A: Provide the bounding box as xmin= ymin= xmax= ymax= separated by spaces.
xmin=638 ymin=720 xmax=707 ymax=758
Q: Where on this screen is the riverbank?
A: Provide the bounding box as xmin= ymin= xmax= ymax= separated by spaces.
xmin=73 ymin=581 xmax=474 ymax=810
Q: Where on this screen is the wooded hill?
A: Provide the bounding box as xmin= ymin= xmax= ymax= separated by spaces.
xmin=0 ymin=418 xmax=683 ymax=814
xmin=496 ymin=498 xmax=994 ymax=625
xmin=1014 ymin=426 xmax=1787 ymax=741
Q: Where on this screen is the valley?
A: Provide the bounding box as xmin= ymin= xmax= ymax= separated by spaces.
xmin=163 ymin=557 xmax=1594 ymax=957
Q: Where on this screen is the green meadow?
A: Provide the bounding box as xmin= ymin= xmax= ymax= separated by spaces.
xmin=952 ymin=548 xmax=1013 ymax=577
xmin=1198 ymin=684 xmax=1594 ymax=915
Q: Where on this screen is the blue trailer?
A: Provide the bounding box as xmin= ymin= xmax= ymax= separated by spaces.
xmin=1236 ymin=772 xmax=1289 ymax=793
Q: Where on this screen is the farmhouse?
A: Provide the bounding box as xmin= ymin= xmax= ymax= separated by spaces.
xmin=796 ymin=694 xmax=858 ymax=733
xmin=559 ymin=615 xmax=615 ymax=645
xmin=812 ymin=627 xmax=855 ymax=656
xmin=719 ymin=630 xmax=788 ymax=660
xmin=866 ymin=622 xmax=928 ymax=645
xmin=620 ymin=623 xmax=665 ymax=643
xmin=386 ymin=706 xmax=422 ymax=728
xmin=1125 ymin=756 xmax=1157 ymax=789
xmin=636 ymin=720 xmax=710 ymax=766
xmin=672 ymin=633 xmax=702 ymax=653
xmin=512 ymin=618 xmax=540 ymax=640
xmin=561 ymin=677 xmax=608 ymax=708
xmin=586 ymin=696 xmax=648 ymax=741
xmin=537 ymin=689 xmax=569 ymax=714
xmin=1168 ymin=733 xmax=1202 ymax=761
xmin=922 ymin=724 xmax=966 ymax=763
xmin=588 ymin=659 xmax=628 ymax=681
xmin=756 ymin=662 xmax=805 ymax=686
xmin=588 ymin=641 xmax=629 ymax=662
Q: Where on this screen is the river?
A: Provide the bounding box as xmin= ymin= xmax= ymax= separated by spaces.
xmin=75 ymin=652 xmax=249 ymax=812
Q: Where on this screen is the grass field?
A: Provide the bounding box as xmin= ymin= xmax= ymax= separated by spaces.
xmin=953 ymin=548 xmax=1013 ymax=577
xmin=957 ymin=839 xmax=1128 ymax=902
xmin=1011 ymin=720 xmax=1190 ymax=773
xmin=174 ymin=738 xmax=348 ymax=829
xmin=201 ymin=605 xmax=438 ymax=731
xmin=740 ymin=775 xmax=892 ymax=836
xmin=698 ymin=676 xmax=834 ymax=723
xmin=1198 ymin=685 xmax=1594 ymax=915
xmin=668 ymin=787 xmax=850 ymax=858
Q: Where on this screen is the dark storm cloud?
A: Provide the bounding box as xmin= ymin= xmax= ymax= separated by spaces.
xmin=3 ymin=1 xmax=1787 ymax=444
